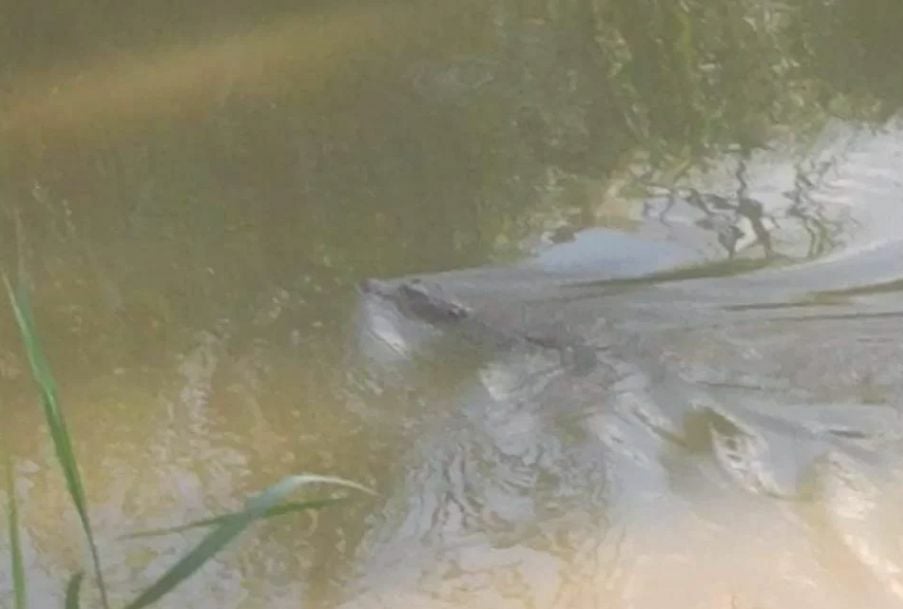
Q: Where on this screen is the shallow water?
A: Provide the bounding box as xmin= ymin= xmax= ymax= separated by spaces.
xmin=3 ymin=1 xmax=903 ymax=608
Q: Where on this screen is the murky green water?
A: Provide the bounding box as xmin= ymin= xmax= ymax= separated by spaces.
xmin=3 ymin=1 xmax=903 ymax=607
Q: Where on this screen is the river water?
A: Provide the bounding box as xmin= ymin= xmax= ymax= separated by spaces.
xmin=2 ymin=1 xmax=903 ymax=607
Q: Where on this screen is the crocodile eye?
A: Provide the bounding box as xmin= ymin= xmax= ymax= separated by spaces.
xmin=399 ymin=282 xmax=429 ymax=298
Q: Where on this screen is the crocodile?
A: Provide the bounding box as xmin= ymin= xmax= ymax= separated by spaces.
xmin=340 ymin=122 xmax=903 ymax=609
xmin=359 ymin=275 xmax=601 ymax=373
xmin=349 ymin=233 xmax=903 ymax=609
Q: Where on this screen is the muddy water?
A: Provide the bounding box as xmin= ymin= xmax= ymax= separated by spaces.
xmin=2 ymin=1 xmax=903 ymax=608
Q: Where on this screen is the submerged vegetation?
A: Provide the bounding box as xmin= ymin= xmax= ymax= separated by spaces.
xmin=3 ymin=276 xmax=369 ymax=608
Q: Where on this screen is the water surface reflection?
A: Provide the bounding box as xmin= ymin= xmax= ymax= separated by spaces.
xmin=2 ymin=1 xmax=903 ymax=608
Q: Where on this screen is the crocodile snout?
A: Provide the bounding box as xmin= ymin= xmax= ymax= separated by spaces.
xmin=358 ymin=278 xmax=392 ymax=297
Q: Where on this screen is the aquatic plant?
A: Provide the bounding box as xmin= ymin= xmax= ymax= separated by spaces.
xmin=3 ymin=276 xmax=369 ymax=608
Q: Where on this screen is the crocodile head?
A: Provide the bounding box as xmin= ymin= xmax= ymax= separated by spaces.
xmin=355 ymin=277 xmax=471 ymax=368
xmin=360 ymin=277 xmax=471 ymax=324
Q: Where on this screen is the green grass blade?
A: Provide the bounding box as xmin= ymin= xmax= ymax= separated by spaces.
xmin=3 ymin=277 xmax=109 ymax=609
xmin=65 ymin=572 xmax=84 ymax=609
xmin=120 ymin=497 xmax=345 ymax=540
xmin=6 ymin=458 xmax=27 ymax=609
xmin=125 ymin=475 xmax=371 ymax=609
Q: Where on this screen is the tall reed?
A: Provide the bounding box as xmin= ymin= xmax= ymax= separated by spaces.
xmin=4 ymin=276 xmax=369 ymax=608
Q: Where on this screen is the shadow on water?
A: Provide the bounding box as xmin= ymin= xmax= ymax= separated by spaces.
xmin=3 ymin=0 xmax=903 ymax=607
